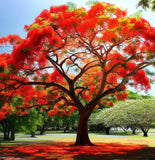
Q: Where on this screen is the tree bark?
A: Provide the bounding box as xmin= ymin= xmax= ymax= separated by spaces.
xmin=31 ymin=131 xmax=36 ymax=137
xmin=131 ymin=126 xmax=136 ymax=134
xmin=74 ymin=111 xmax=94 ymax=146
xmin=141 ymin=127 xmax=148 ymax=137
xmin=10 ymin=130 xmax=15 ymax=140
xmin=105 ymin=127 xmax=110 ymax=135
xmin=143 ymin=131 xmax=148 ymax=137
xmin=4 ymin=130 xmax=9 ymax=140
xmin=40 ymin=124 xmax=46 ymax=135
xmin=4 ymin=131 xmax=8 ymax=140
xmin=64 ymin=126 xmax=69 ymax=133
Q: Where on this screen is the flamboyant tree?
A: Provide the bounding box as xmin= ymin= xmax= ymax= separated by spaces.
xmin=0 ymin=2 xmax=155 ymax=145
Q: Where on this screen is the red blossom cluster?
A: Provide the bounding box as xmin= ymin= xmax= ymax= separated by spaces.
xmin=0 ymin=103 xmax=13 ymax=121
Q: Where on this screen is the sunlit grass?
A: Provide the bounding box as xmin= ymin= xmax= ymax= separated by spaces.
xmin=91 ymin=136 xmax=155 ymax=147
xmin=1 ymin=135 xmax=155 ymax=147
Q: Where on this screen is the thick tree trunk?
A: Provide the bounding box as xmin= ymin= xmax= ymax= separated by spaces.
xmin=74 ymin=111 xmax=94 ymax=146
xmin=141 ymin=127 xmax=148 ymax=137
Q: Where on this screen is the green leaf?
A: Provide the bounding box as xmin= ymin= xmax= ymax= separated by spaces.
xmin=28 ymin=23 xmax=40 ymax=31
xmin=38 ymin=17 xmax=46 ymax=21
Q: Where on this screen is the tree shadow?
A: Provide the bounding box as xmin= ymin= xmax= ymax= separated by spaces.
xmin=0 ymin=142 xmax=155 ymax=160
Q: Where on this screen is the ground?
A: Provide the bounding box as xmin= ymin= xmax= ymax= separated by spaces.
xmin=0 ymin=133 xmax=155 ymax=159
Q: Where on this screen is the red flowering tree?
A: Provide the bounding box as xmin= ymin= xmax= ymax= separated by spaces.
xmin=0 ymin=2 xmax=155 ymax=145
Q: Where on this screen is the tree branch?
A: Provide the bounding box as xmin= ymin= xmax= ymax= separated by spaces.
xmin=75 ymin=86 xmax=89 ymax=99
xmin=73 ymin=60 xmax=99 ymax=82
xmin=44 ymin=54 xmax=71 ymax=83
xmin=16 ymin=81 xmax=70 ymax=95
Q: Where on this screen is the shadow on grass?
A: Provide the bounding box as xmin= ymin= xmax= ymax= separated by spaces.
xmin=0 ymin=141 xmax=155 ymax=160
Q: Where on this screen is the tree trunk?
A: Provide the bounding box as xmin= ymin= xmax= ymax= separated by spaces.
xmin=143 ymin=131 xmax=148 ymax=137
xmin=31 ymin=131 xmax=36 ymax=137
xmin=74 ymin=112 xmax=94 ymax=146
xmin=105 ymin=127 xmax=110 ymax=135
xmin=4 ymin=130 xmax=9 ymax=140
xmin=131 ymin=126 xmax=136 ymax=134
xmin=64 ymin=126 xmax=69 ymax=133
xmin=4 ymin=131 xmax=8 ymax=140
xmin=141 ymin=127 xmax=148 ymax=137
xmin=2 ymin=124 xmax=9 ymax=140
xmin=40 ymin=124 xmax=46 ymax=135
xmin=10 ymin=130 xmax=15 ymax=140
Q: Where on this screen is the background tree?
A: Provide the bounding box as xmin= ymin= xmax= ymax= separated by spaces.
xmin=38 ymin=109 xmax=54 ymax=135
xmin=0 ymin=114 xmax=19 ymax=140
xmin=98 ymin=99 xmax=155 ymax=136
xmin=61 ymin=112 xmax=79 ymax=133
xmin=89 ymin=115 xmax=111 ymax=134
xmin=0 ymin=2 xmax=155 ymax=145
xmin=127 ymin=90 xmax=153 ymax=99
xmin=20 ymin=108 xmax=43 ymax=137
xmin=0 ymin=95 xmax=28 ymax=140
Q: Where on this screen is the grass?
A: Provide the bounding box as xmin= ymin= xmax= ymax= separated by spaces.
xmin=1 ymin=129 xmax=155 ymax=144
xmin=0 ymin=135 xmax=155 ymax=159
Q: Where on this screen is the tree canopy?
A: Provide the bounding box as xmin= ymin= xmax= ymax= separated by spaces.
xmin=97 ymin=98 xmax=155 ymax=136
xmin=0 ymin=2 xmax=155 ymax=145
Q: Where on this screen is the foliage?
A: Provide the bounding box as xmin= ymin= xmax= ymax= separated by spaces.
xmin=127 ymin=90 xmax=153 ymax=99
xmin=61 ymin=111 xmax=79 ymax=132
xmin=0 ymin=2 xmax=155 ymax=145
xmin=98 ymin=99 xmax=155 ymax=136
xmin=20 ymin=108 xmax=43 ymax=137
xmin=0 ymin=95 xmax=28 ymax=140
xmin=37 ymin=110 xmax=58 ymax=135
xmin=137 ymin=0 xmax=155 ymax=11
xmin=0 ymin=114 xmax=20 ymax=140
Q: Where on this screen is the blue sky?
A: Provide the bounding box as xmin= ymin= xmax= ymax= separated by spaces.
xmin=0 ymin=0 xmax=155 ymax=96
